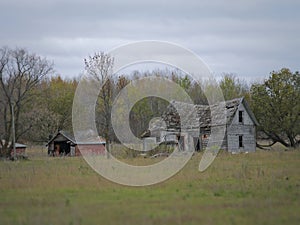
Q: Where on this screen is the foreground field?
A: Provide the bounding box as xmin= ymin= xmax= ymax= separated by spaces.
xmin=0 ymin=148 xmax=299 ymax=225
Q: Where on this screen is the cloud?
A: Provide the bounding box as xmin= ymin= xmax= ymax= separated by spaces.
xmin=0 ymin=0 xmax=299 ymax=79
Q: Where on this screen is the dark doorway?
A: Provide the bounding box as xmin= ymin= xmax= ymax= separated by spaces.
xmin=193 ymin=137 xmax=200 ymax=151
xmin=178 ymin=136 xmax=185 ymax=151
xmin=54 ymin=141 xmax=70 ymax=156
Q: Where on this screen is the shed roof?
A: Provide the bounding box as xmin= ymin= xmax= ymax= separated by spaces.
xmin=0 ymin=140 xmax=27 ymax=148
xmin=46 ymin=130 xmax=76 ymax=146
xmin=15 ymin=143 xmax=27 ymax=148
xmin=46 ymin=130 xmax=106 ymax=146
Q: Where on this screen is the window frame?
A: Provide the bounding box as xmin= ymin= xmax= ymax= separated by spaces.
xmin=239 ymin=135 xmax=243 ymax=148
xmin=238 ymin=110 xmax=244 ymax=124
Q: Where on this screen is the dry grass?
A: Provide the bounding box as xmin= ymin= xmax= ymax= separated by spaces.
xmin=0 ymin=146 xmax=299 ymax=225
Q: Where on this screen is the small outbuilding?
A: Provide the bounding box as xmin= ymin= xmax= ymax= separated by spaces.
xmin=13 ymin=143 xmax=27 ymax=156
xmin=0 ymin=140 xmax=27 ymax=157
xmin=46 ymin=130 xmax=106 ymax=156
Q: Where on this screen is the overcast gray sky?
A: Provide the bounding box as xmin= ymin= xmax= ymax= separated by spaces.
xmin=1 ymin=0 xmax=299 ymax=81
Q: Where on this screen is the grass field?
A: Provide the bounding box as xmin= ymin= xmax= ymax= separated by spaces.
xmin=0 ymin=146 xmax=299 ymax=225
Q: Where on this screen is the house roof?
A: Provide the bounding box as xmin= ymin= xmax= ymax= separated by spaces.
xmin=142 ymin=97 xmax=258 ymax=137
xmin=239 ymin=97 xmax=259 ymax=126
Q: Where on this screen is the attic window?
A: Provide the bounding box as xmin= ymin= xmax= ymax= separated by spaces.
xmin=239 ymin=135 xmax=243 ymax=148
xmin=239 ymin=111 xmax=243 ymax=123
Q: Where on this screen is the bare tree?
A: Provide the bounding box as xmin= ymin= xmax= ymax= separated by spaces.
xmin=84 ymin=52 xmax=114 ymax=155
xmin=0 ymin=47 xmax=53 ymax=156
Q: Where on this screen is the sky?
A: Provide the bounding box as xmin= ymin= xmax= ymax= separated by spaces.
xmin=0 ymin=0 xmax=299 ymax=82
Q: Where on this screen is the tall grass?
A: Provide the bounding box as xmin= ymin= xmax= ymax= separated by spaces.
xmin=0 ymin=146 xmax=299 ymax=225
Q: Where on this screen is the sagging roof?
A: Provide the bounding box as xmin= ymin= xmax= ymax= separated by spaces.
xmin=141 ymin=97 xmax=258 ymax=137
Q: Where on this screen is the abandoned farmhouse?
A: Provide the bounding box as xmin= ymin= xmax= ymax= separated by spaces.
xmin=142 ymin=97 xmax=258 ymax=153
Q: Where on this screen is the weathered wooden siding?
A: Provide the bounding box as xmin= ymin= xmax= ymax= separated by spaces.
xmin=227 ymin=103 xmax=256 ymax=152
xmin=200 ymin=125 xmax=227 ymax=150
xmin=143 ymin=137 xmax=157 ymax=151
xmin=142 ymin=98 xmax=257 ymax=153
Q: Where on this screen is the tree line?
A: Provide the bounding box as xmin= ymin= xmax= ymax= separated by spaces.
xmin=0 ymin=47 xmax=299 ymax=157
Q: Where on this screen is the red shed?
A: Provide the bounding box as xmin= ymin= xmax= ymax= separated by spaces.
xmin=46 ymin=130 xmax=106 ymax=157
xmin=1 ymin=141 xmax=27 ymax=158
xmin=13 ymin=143 xmax=27 ymax=156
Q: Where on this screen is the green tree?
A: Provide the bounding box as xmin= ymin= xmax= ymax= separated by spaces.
xmin=178 ymin=75 xmax=191 ymax=91
xmin=220 ymin=74 xmax=249 ymax=100
xmin=251 ymin=68 xmax=300 ymax=148
xmin=22 ymin=76 xmax=77 ymax=143
xmin=46 ymin=76 xmax=77 ymax=131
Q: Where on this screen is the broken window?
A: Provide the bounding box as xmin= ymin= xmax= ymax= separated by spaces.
xmin=239 ymin=135 xmax=243 ymax=148
xmin=239 ymin=111 xmax=243 ymax=123
xmin=156 ymin=136 xmax=160 ymax=143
